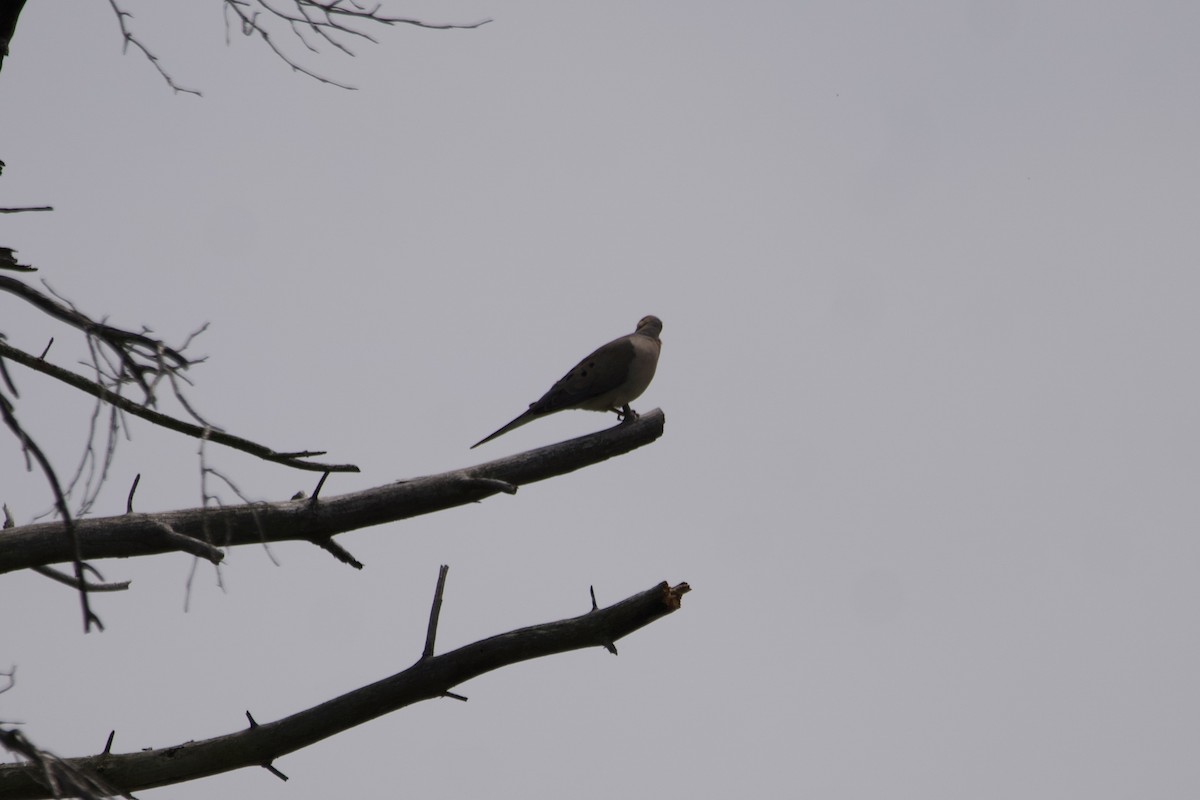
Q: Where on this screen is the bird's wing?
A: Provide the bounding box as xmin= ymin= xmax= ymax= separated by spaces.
xmin=529 ymin=336 xmax=636 ymax=414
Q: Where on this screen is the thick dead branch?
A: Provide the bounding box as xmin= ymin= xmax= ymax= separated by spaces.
xmin=0 ymin=579 xmax=690 ymax=799
xmin=0 ymin=728 xmax=124 ymax=800
xmin=0 ymin=410 xmax=666 ymax=574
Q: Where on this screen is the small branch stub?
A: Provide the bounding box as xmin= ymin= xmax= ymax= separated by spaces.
xmin=263 ymin=762 xmax=289 ymax=782
xmin=308 ymin=471 xmax=331 ymax=506
xmin=125 ymin=473 xmax=141 ymax=514
xmin=313 ymin=536 xmax=363 ymax=570
xmin=422 ymin=565 xmax=450 ymax=660
xmin=589 ymin=586 xmax=618 ymax=654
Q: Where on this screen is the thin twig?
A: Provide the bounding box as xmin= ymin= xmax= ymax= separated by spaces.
xmin=0 ymin=354 xmax=16 ymax=396
xmin=222 ymin=0 xmax=491 ymax=90
xmin=32 ymin=566 xmax=131 ymax=592
xmin=126 ymin=473 xmax=141 ymax=513
xmin=0 ymin=390 xmax=101 ymax=632
xmin=106 ymin=0 xmax=202 ymax=95
xmin=308 ymin=470 xmax=330 ymax=506
xmin=0 ymin=339 xmax=358 ymax=473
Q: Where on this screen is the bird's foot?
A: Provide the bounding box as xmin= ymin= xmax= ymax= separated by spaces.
xmin=616 ymin=404 xmax=640 ymax=423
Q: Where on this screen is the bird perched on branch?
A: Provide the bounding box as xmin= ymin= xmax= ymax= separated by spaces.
xmin=471 ymin=315 xmax=663 ymax=448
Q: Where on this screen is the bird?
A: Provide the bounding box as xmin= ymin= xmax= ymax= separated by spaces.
xmin=471 ymin=315 xmax=663 ymax=449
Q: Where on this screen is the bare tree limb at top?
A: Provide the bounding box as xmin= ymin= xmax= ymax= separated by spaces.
xmin=0 ymin=577 xmax=691 ymax=800
xmin=0 ymin=410 xmax=666 ymax=575
xmin=94 ymin=0 xmax=493 ymax=94
xmin=222 ymin=0 xmax=491 ymax=90
xmin=106 ymin=0 xmax=201 ymax=96
xmin=2 ymin=0 xmax=490 ymax=93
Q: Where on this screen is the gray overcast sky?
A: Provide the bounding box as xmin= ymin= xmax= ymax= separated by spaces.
xmin=4 ymin=1 xmax=1200 ymax=797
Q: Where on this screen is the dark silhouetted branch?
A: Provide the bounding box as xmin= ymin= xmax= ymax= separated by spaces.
xmin=31 ymin=566 xmax=130 ymax=593
xmin=0 ymin=728 xmax=123 ymax=800
xmin=0 ymin=339 xmax=357 ymax=474
xmin=422 ymin=565 xmax=450 ymax=659
xmin=0 ymin=579 xmax=690 ymax=799
xmin=0 ymin=1 xmax=28 ymax=76
xmin=222 ymin=0 xmax=491 ymax=89
xmin=0 ymin=389 xmax=99 ymax=632
xmin=0 ymin=410 xmax=666 ymax=574
xmin=106 ymin=0 xmax=201 ymax=95
xmin=313 ymin=536 xmax=361 ymax=569
xmin=0 ymin=249 xmax=34 ymax=272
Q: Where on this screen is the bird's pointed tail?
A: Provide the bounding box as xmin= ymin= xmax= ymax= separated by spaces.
xmin=470 ymin=410 xmax=540 ymax=449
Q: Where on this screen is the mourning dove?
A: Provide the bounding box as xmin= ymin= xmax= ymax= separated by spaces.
xmin=471 ymin=315 xmax=663 ymax=449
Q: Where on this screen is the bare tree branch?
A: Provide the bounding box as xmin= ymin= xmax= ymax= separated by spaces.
xmin=0 ymin=728 xmax=125 ymax=800
xmin=105 ymin=0 xmax=201 ymax=96
xmin=222 ymin=0 xmax=358 ymax=90
xmin=31 ymin=565 xmax=130 ymax=593
xmin=0 ymin=410 xmax=666 ymax=574
xmin=422 ymin=564 xmax=450 ymax=659
xmin=0 ymin=276 xmax=190 ymax=394
xmin=0 ymin=389 xmax=100 ymax=632
xmin=0 ymin=339 xmax=358 ymax=474
xmin=222 ymin=0 xmax=491 ymax=90
xmin=0 ymin=579 xmax=690 ymax=799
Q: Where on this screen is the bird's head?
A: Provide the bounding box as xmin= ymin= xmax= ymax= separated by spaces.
xmin=636 ymin=315 xmax=663 ymax=338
